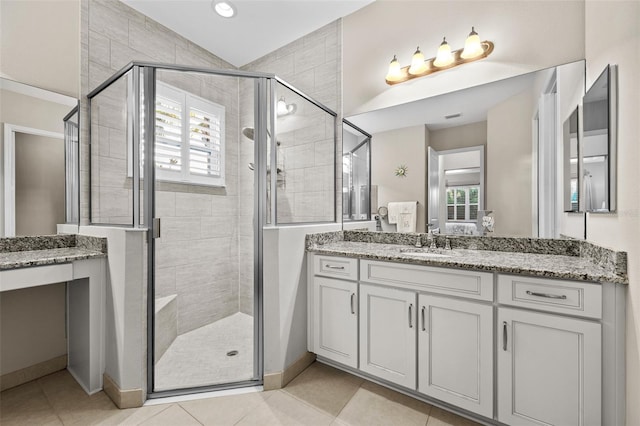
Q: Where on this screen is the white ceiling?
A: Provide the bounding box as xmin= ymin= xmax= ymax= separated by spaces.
xmin=121 ymin=0 xmax=373 ymax=67
xmin=346 ymin=70 xmax=539 ymax=134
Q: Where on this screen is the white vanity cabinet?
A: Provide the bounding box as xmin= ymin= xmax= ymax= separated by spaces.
xmin=358 ymin=259 xmax=495 ymax=414
xmin=497 ymin=274 xmax=604 ymax=426
xmin=359 ymin=283 xmax=416 ymax=388
xmin=307 ymin=253 xmax=624 ymax=426
xmin=418 ymin=294 xmax=493 ymax=418
xmin=312 ymin=256 xmax=359 ymax=368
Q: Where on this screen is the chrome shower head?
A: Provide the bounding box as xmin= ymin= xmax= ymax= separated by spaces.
xmin=242 ymin=127 xmax=255 ymax=141
xmin=241 ymin=127 xmax=281 ymax=146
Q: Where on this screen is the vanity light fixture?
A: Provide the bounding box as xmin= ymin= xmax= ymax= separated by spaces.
xmin=276 ymin=96 xmax=296 ymax=117
xmin=385 ymin=27 xmax=494 ymax=85
xmin=212 ymin=0 xmax=236 ymax=18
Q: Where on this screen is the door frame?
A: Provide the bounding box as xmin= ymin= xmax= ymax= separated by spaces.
xmin=2 ymin=123 xmax=64 ymax=237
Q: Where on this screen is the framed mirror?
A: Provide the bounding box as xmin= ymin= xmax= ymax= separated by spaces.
xmin=563 ymin=107 xmax=580 ymax=212
xmin=0 ymin=78 xmax=80 ymax=236
xmin=582 ymin=65 xmax=617 ymax=212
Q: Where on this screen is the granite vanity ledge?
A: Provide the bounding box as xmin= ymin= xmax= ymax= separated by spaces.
xmin=305 ymin=230 xmax=628 ymax=284
xmin=0 ymin=234 xmax=107 ymax=270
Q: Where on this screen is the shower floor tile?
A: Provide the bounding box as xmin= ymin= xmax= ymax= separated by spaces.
xmin=154 ymin=312 xmax=254 ymax=391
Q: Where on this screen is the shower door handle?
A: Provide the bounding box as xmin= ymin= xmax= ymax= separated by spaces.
xmin=152 ymin=218 xmax=161 ymax=239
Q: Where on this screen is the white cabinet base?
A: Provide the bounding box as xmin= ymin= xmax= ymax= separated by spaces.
xmin=498 ymin=307 xmax=601 ymax=426
xmin=359 ymin=283 xmax=416 ymax=389
xmin=418 ymin=294 xmax=493 ymax=418
xmin=313 ymin=277 xmax=358 ymax=368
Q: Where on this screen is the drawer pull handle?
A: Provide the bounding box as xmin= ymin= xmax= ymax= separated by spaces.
xmin=421 ymin=306 xmax=426 ymax=331
xmin=350 ymin=293 xmax=356 ymax=314
xmin=526 ymin=290 xmax=567 ymax=300
xmin=503 ymin=321 xmax=508 ymax=351
xmin=409 ymin=304 xmax=413 ymax=328
xmin=325 ymin=264 xmax=345 ymax=270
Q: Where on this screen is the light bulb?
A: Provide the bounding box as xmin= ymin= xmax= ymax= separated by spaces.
xmin=408 ymin=47 xmax=428 ymax=75
xmin=433 ymin=37 xmax=454 ymax=67
xmin=461 ymin=27 xmax=483 ymax=59
xmin=212 ymin=1 xmax=235 ymax=18
xmin=277 ymin=97 xmax=289 ymax=116
xmin=385 ymin=55 xmax=403 ymax=82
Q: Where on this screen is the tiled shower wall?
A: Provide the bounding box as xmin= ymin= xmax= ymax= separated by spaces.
xmin=81 ymin=0 xmax=343 ymax=327
xmin=242 ymin=21 xmax=342 ymax=223
xmin=238 ymin=21 xmax=343 ymax=313
xmin=81 ymin=0 xmax=245 ymax=334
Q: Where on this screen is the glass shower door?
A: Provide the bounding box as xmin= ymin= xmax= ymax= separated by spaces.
xmin=149 ymin=68 xmax=261 ymax=393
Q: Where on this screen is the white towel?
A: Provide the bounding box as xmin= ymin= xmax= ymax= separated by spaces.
xmin=387 ymin=202 xmax=400 ymax=224
xmin=388 ymin=202 xmax=417 ymax=232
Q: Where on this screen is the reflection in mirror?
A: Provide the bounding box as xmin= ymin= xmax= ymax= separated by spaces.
xmin=64 ymin=107 xmax=80 ymax=224
xmin=428 ymin=146 xmax=484 ymax=235
xmin=582 ymin=65 xmax=617 ymax=212
xmin=347 ymin=60 xmax=586 ymax=238
xmin=342 ymin=120 xmax=371 ymax=221
xmin=563 ymin=107 xmax=580 ymax=212
xmin=0 ymin=78 xmax=79 ymax=236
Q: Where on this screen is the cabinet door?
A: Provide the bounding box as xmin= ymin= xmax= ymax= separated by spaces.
xmin=359 ymin=284 xmax=416 ymax=389
xmin=498 ymin=307 xmax=601 ymax=426
xmin=418 ymin=294 xmax=493 ymax=418
xmin=314 ymin=277 xmax=358 ymax=368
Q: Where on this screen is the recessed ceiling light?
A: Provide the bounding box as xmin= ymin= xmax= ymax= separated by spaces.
xmin=212 ymin=0 xmax=236 ymax=18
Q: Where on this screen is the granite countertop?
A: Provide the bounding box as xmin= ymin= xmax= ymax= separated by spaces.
xmin=0 ymin=234 xmax=107 ymax=270
xmin=306 ymin=231 xmax=628 ymax=285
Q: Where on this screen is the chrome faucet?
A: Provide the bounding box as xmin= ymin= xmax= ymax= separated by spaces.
xmin=429 ymin=232 xmax=437 ymax=249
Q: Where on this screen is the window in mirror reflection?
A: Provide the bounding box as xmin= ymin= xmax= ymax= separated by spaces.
xmin=446 ymin=185 xmax=479 ymax=221
xmin=342 ymin=120 xmax=371 ymax=222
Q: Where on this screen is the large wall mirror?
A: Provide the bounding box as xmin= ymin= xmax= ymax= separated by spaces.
xmin=346 ymin=60 xmax=585 ymax=238
xmin=582 ymin=65 xmax=617 ymax=213
xmin=0 ymin=78 xmax=80 ymax=237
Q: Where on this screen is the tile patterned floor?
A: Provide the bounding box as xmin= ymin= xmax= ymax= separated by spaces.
xmin=155 ymin=312 xmax=254 ymax=391
xmin=0 ymin=361 xmax=482 ymax=426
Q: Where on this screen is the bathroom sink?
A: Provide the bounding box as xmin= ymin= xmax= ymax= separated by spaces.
xmin=398 ymin=247 xmax=455 ymax=258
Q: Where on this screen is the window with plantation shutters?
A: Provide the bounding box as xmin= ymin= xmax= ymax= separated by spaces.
xmin=446 ymin=185 xmax=479 ymax=222
xmin=154 ymin=82 xmax=225 ymax=187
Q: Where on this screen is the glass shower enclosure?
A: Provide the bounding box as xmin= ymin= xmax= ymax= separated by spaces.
xmin=87 ymin=62 xmax=337 ymax=397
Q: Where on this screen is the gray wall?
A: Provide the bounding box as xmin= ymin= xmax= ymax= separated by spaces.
xmin=371 ymin=125 xmax=427 ymax=232
xmin=15 ymin=133 xmax=65 ymax=236
xmin=486 ymin=89 xmax=535 ymax=237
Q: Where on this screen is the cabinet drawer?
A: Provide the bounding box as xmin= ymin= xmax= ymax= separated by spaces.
xmin=497 ymin=274 xmax=602 ymax=319
xmin=360 ymin=260 xmax=493 ymax=301
xmin=314 ymin=255 xmax=358 ymax=281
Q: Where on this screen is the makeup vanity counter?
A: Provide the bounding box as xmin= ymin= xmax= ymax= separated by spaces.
xmin=305 ymin=230 xmax=627 ymax=426
xmin=0 ymin=234 xmax=108 ymax=395
xmin=0 ymin=234 xmax=106 ymax=273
